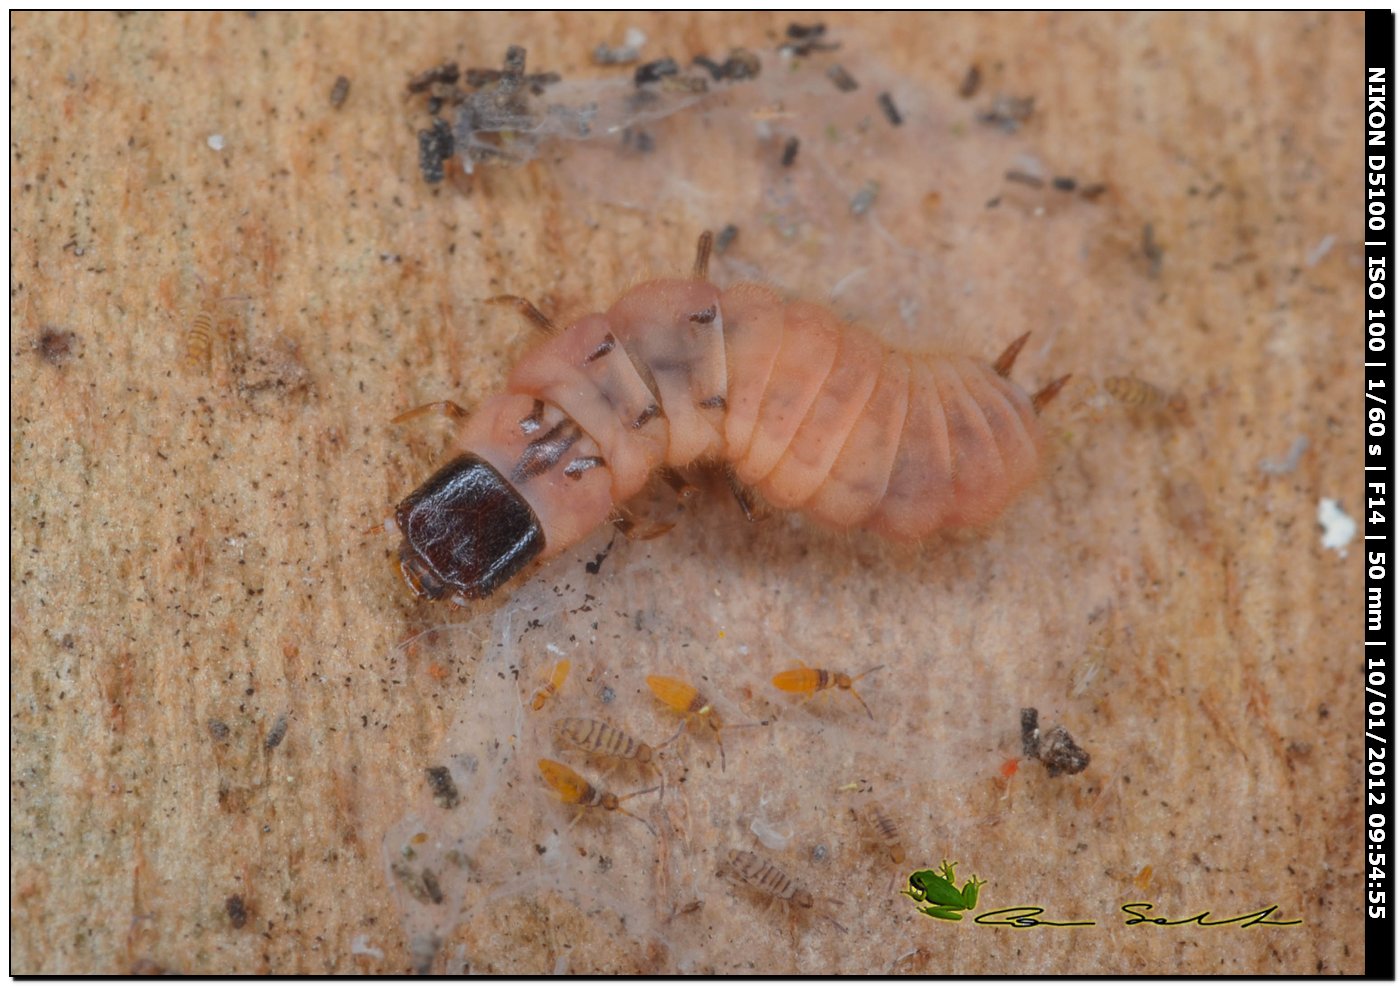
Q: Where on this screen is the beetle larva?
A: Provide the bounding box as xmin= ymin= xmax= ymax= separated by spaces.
xmin=391 ymin=232 xmax=1067 ymax=602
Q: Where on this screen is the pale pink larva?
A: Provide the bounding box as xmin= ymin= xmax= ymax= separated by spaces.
xmin=391 ymin=233 xmax=1067 ymax=603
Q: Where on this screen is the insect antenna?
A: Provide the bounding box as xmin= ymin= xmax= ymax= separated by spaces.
xmin=485 ymin=294 xmax=558 ymax=335
xmin=615 ymin=785 xmax=662 ymax=836
xmin=992 ymin=332 xmax=1031 ymax=378
xmin=713 ymin=717 xmax=770 ymax=772
xmin=656 ymin=720 xmax=688 ymax=749
xmin=724 ymin=465 xmax=764 ymax=522
xmin=1032 ymin=374 xmax=1073 ymax=412
xmin=817 ymin=897 xmax=849 ymax=933
xmin=693 ymin=230 xmax=714 ymax=280
xmin=848 ymin=664 xmax=886 ymax=720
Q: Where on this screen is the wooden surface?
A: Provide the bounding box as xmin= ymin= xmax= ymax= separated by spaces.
xmin=10 ymin=11 xmax=1365 ymax=974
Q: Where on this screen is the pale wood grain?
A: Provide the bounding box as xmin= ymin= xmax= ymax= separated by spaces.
xmin=11 ymin=11 xmax=1363 ymax=973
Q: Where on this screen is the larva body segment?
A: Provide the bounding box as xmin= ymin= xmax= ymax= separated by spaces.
xmin=393 ymin=235 xmax=1056 ymax=602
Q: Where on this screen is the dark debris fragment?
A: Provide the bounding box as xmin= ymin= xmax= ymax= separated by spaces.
xmin=877 ymin=91 xmax=903 ymax=127
xmin=226 ymin=894 xmax=248 ymax=929
xmin=1019 ymin=707 xmax=1090 ymax=777
xmin=393 ymin=861 xmax=445 ymax=905
xmin=1142 ymin=222 xmax=1164 ymax=278
xmin=717 ymin=47 xmax=761 ymax=81
xmin=979 ymin=94 xmax=1035 ymax=132
xmin=715 ymin=224 xmax=739 ymax=254
xmin=36 ymin=327 xmax=78 ymax=366
xmin=1020 ymin=707 xmax=1041 ymax=759
xmin=425 ymin=765 xmax=461 ymax=809
xmin=634 ymin=57 xmax=679 ymax=87
xmin=780 ymin=22 xmax=839 ymax=57
xmin=781 ymin=135 xmax=800 ymax=167
xmin=329 ymin=74 xmax=350 ymax=108
xmin=1040 ymin=725 xmax=1091 ymax=777
xmin=264 ymin=713 xmax=289 ymax=751
xmin=692 ymin=54 xmax=724 ymax=80
xmin=826 ymin=63 xmax=858 ymax=92
xmin=417 ymin=118 xmax=454 ymax=184
xmin=958 ymin=64 xmax=982 ymax=99
xmin=408 ymin=61 xmax=460 ymax=94
xmin=691 ymin=49 xmax=762 ymax=83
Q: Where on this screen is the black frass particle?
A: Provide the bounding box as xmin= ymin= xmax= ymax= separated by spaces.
xmin=877 ymin=91 xmax=903 ymax=126
xmin=634 ymin=58 xmax=679 ymax=87
xmin=418 ymin=118 xmax=454 ymax=184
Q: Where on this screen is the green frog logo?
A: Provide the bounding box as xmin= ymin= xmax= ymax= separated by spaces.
xmin=902 ymin=859 xmax=987 ymax=921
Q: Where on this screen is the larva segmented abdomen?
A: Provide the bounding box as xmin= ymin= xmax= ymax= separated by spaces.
xmin=718 ymin=284 xmax=1043 ymax=538
xmin=393 ymin=237 xmax=1054 ymax=602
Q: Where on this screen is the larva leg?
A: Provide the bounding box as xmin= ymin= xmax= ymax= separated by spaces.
xmin=992 ymin=332 xmax=1031 ymax=378
xmin=392 ymin=400 xmax=470 ymax=425
xmin=657 ymin=466 xmax=700 ymax=503
xmin=609 ymin=506 xmax=676 ymax=541
xmin=693 ymin=230 xmax=714 ymax=279
xmin=1031 ymin=374 xmax=1073 ymax=412
xmin=485 ymin=294 xmax=557 ymax=335
xmin=724 ymin=466 xmax=764 ymax=523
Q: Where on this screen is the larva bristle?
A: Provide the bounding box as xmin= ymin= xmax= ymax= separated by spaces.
xmin=693 ymin=230 xmax=713 ymax=279
xmin=392 ymin=234 xmax=1064 ymax=602
xmin=992 ymin=331 xmax=1031 ymax=378
xmin=486 ymin=294 xmax=558 ymax=335
xmin=1032 ymin=374 xmax=1073 ymax=412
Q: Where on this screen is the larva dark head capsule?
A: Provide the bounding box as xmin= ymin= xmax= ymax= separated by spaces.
xmin=393 ymin=453 xmax=545 ymax=602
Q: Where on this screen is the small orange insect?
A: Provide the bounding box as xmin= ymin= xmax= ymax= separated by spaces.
xmin=530 ymin=658 xmax=571 ymax=711
xmin=770 ymin=664 xmax=884 ymax=719
xmin=536 ymin=758 xmax=658 ymax=836
xmin=646 ymin=674 xmax=761 ymax=772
